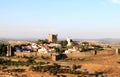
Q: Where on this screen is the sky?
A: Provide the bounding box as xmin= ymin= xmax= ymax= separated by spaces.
xmin=0 ymin=0 xmax=120 ymax=39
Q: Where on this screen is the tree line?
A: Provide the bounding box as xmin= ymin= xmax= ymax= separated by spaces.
xmin=0 ymin=43 xmax=7 ymax=56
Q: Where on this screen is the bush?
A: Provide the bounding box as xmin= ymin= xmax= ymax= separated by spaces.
xmin=72 ymin=64 xmax=77 ymax=70
xmin=41 ymin=56 xmax=50 ymax=60
xmin=94 ymin=71 xmax=100 ymax=77
xmin=0 ymin=58 xmax=28 ymax=66
xmin=53 ymin=63 xmax=61 ymax=69
xmin=39 ymin=61 xmax=45 ymax=65
xmin=12 ymin=68 xmax=25 ymax=72
xmin=27 ymin=57 xmax=36 ymax=64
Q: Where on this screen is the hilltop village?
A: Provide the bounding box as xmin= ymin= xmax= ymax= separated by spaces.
xmin=1 ymin=34 xmax=120 ymax=61
xmin=0 ymin=34 xmax=120 ymax=77
xmin=3 ymin=34 xmax=113 ymax=56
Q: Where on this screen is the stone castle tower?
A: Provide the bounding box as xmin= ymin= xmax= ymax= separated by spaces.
xmin=48 ymin=34 xmax=58 ymax=43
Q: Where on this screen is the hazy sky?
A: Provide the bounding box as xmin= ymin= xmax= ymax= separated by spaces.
xmin=0 ymin=0 xmax=120 ymax=39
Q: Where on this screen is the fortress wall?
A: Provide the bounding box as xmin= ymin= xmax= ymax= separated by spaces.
xmin=14 ymin=52 xmax=51 ymax=57
xmin=14 ymin=50 xmax=115 ymax=58
xmin=65 ymin=50 xmax=115 ymax=58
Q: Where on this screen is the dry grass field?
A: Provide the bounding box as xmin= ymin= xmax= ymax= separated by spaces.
xmin=65 ymin=54 xmax=120 ymax=77
xmin=0 ymin=54 xmax=120 ymax=77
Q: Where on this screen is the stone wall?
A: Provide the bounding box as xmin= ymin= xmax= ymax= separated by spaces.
xmin=65 ymin=50 xmax=115 ymax=58
xmin=14 ymin=49 xmax=115 ymax=58
xmin=14 ymin=52 xmax=52 ymax=57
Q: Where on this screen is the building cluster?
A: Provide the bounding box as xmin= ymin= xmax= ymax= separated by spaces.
xmin=13 ymin=34 xmax=60 ymax=53
xmin=10 ymin=34 xmax=105 ymax=54
xmin=14 ymin=43 xmax=62 ymax=53
xmin=12 ymin=34 xmax=81 ymax=54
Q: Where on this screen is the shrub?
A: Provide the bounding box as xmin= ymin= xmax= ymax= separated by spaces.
xmin=94 ymin=71 xmax=100 ymax=77
xmin=53 ymin=63 xmax=61 ymax=69
xmin=27 ymin=57 xmax=36 ymax=64
xmin=72 ymin=64 xmax=77 ymax=70
xmin=39 ymin=61 xmax=45 ymax=65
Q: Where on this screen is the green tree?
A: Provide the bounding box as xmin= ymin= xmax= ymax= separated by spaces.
xmin=91 ymin=44 xmax=103 ymax=51
xmin=106 ymin=45 xmax=111 ymax=48
xmin=0 ymin=43 xmax=7 ymax=56
xmin=66 ymin=45 xmax=73 ymax=50
xmin=58 ymin=40 xmax=68 ymax=47
xmin=72 ymin=64 xmax=77 ymax=70
xmin=82 ymin=42 xmax=89 ymax=49
xmin=36 ymin=39 xmax=48 ymax=44
xmin=54 ymin=47 xmax=64 ymax=54
xmin=27 ymin=57 xmax=36 ymax=64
